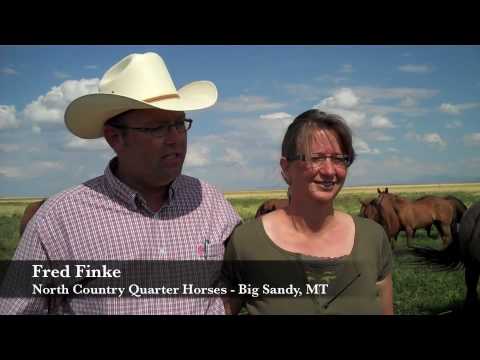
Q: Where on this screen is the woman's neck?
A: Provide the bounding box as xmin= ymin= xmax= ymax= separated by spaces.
xmin=286 ymin=195 xmax=336 ymax=235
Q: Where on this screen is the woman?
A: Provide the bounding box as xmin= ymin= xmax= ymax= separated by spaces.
xmin=223 ymin=109 xmax=394 ymax=315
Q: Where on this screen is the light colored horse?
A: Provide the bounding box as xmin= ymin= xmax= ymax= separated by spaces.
xmin=376 ymin=188 xmax=455 ymax=248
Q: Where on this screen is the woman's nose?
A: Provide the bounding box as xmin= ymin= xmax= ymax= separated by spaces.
xmin=318 ymin=158 xmax=336 ymax=175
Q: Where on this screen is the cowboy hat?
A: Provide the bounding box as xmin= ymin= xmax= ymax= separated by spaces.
xmin=64 ymin=52 xmax=218 ymax=139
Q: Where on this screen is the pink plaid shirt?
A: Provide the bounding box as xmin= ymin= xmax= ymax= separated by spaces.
xmin=0 ymin=158 xmax=241 ymax=315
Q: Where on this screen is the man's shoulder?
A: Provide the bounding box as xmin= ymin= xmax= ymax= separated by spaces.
xmin=177 ymin=174 xmax=224 ymax=198
xmin=37 ymin=176 xmax=105 ymax=217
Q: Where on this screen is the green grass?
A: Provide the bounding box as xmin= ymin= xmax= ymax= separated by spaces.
xmin=227 ymin=190 xmax=479 ymax=315
xmin=2 ymin=189 xmax=479 ymax=314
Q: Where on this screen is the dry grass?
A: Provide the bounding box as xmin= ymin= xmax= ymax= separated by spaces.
xmin=224 ymin=183 xmax=480 ymax=199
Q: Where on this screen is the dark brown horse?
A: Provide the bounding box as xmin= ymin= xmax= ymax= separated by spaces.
xmin=413 ymin=201 xmax=480 ymax=312
xmin=255 ymin=198 xmax=289 ymax=218
xmin=20 ymin=199 xmax=46 ymax=235
xmin=376 ymin=188 xmax=455 ymax=248
xmin=359 ymin=197 xmax=401 ymax=249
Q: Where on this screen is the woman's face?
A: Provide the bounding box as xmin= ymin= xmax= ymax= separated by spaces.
xmin=282 ymin=129 xmax=348 ymax=204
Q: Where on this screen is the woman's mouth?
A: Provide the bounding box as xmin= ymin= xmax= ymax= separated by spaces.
xmin=314 ymin=180 xmax=336 ymax=191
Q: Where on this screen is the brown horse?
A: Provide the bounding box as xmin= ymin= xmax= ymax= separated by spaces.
xmin=413 ymin=201 xmax=480 ymax=312
xmin=255 ymin=198 xmax=289 ymax=218
xmin=416 ymin=195 xmax=467 ymax=238
xmin=376 ymin=188 xmax=455 ymax=248
xmin=20 ymin=199 xmax=46 ymax=235
xmin=359 ymin=196 xmax=438 ymax=250
xmin=359 ymin=197 xmax=401 ymax=250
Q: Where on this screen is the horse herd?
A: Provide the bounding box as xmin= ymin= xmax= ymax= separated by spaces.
xmin=255 ymin=189 xmax=480 ymax=312
xmin=18 ymin=191 xmax=480 ymax=312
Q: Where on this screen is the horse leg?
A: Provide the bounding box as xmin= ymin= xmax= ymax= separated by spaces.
xmin=412 ymin=229 xmax=416 ymax=239
xmin=464 ymin=263 xmax=479 ymax=312
xmin=439 ymin=222 xmax=452 ymax=248
xmin=390 ymin=236 xmax=396 ymax=251
xmin=405 ymin=227 xmax=414 ymax=248
xmin=425 ymin=224 xmax=433 ymax=238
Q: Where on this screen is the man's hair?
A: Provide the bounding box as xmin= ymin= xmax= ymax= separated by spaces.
xmin=104 ymin=110 xmax=136 ymax=136
xmin=281 ymin=109 xmax=356 ymax=183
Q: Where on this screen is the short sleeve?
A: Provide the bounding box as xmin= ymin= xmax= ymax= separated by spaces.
xmin=377 ymin=230 xmax=393 ymax=282
xmin=220 ymin=229 xmax=240 ymax=290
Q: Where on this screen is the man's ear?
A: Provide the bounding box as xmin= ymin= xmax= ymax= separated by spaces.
xmin=103 ymin=125 xmax=125 ymax=154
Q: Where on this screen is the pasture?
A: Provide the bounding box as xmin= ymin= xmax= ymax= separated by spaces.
xmin=1 ymin=184 xmax=480 ymax=315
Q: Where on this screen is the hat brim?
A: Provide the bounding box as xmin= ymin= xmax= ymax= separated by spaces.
xmin=65 ymin=80 xmax=217 ymax=139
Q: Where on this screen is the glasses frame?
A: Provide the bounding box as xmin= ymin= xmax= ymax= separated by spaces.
xmin=110 ymin=118 xmax=193 ymax=137
xmin=287 ymin=153 xmax=352 ymax=168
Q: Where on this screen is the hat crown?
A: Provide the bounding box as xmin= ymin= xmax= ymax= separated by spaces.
xmin=99 ymin=52 xmax=178 ymax=101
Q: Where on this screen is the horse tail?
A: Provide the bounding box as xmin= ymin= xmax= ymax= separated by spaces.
xmin=411 ymin=230 xmax=463 ymax=271
xmin=444 ymin=195 xmax=467 ymax=223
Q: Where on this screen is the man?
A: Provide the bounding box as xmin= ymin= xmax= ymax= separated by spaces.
xmin=0 ymin=52 xmax=241 ymax=314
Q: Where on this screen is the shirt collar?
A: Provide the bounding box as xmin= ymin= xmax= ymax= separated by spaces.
xmin=104 ymin=157 xmax=179 ymax=212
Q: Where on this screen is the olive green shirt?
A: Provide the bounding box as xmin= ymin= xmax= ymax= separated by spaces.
xmin=223 ymin=215 xmax=393 ymax=315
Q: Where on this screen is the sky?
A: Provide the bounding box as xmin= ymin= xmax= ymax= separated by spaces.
xmin=1 ymin=45 xmax=479 ymax=197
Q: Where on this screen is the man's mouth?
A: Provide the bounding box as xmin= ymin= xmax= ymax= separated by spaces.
xmin=162 ymin=152 xmax=181 ymax=160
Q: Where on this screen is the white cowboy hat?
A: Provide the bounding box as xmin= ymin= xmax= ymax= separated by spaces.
xmin=64 ymin=52 xmax=218 ymax=139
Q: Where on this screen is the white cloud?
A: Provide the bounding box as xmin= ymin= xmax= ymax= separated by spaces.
xmin=0 ymin=144 xmax=20 ymax=152
xmin=353 ymin=87 xmax=438 ymax=103
xmin=440 ymin=102 xmax=480 ymax=115
xmin=367 ymin=131 xmax=395 ymax=142
xmin=445 ymin=120 xmax=462 ymax=129
xmin=370 ymin=115 xmax=395 ymax=129
xmin=315 ymin=75 xmax=347 ymax=84
xmin=353 ymin=137 xmax=380 ymax=155
xmin=423 ymin=133 xmax=447 ymax=148
xmin=1 ymin=67 xmax=17 ymax=75
xmin=53 ymin=71 xmax=71 ymax=79
xmin=340 ymin=64 xmax=353 ymax=73
xmin=464 ymin=133 xmax=480 ymax=146
xmin=283 ymin=83 xmax=326 ymax=101
xmin=222 ymin=148 xmax=246 ymax=166
xmin=400 ymin=97 xmax=417 ymax=107
xmin=0 ymin=105 xmax=20 ymax=130
xmin=406 ymin=131 xmax=446 ymax=148
xmin=63 ymin=136 xmax=110 ymax=151
xmin=319 ymin=88 xmax=359 ymax=109
xmin=398 ymin=64 xmax=433 ymax=74
xmin=217 ymin=95 xmax=285 ymax=112
xmin=259 ymin=112 xmax=292 ymax=120
xmin=23 ymin=78 xmax=99 ymax=125
xmin=0 ymin=161 xmax=64 ymax=179
xmin=185 ymin=143 xmax=211 ymax=167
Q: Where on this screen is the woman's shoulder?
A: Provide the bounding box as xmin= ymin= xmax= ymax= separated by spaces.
xmin=352 ymin=215 xmax=388 ymax=246
xmin=230 ymin=218 xmax=265 ymax=245
xmin=353 ymin=214 xmax=384 ymax=231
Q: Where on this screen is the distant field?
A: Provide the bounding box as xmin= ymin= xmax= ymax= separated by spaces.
xmin=1 ymin=183 xmax=479 ymax=314
xmin=225 ymin=182 xmax=480 ymax=198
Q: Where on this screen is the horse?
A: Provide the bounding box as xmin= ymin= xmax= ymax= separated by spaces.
xmin=359 ymin=197 xmax=402 ymax=250
xmin=412 ymin=201 xmax=480 ymax=312
xmin=20 ymin=199 xmax=46 ymax=235
xmin=255 ymin=198 xmax=289 ymax=218
xmin=415 ymin=195 xmax=467 ymax=238
xmin=376 ymin=188 xmax=455 ymax=248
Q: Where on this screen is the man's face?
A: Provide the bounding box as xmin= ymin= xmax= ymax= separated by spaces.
xmin=106 ymin=108 xmax=188 ymax=188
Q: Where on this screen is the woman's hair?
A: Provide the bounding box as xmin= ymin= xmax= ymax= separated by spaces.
xmin=281 ymin=109 xmax=356 ymax=181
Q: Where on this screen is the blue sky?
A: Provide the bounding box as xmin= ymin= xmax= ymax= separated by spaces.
xmin=1 ymin=45 xmax=479 ymax=196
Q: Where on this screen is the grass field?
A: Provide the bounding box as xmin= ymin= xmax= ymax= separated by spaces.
xmin=1 ymin=183 xmax=479 ymax=315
